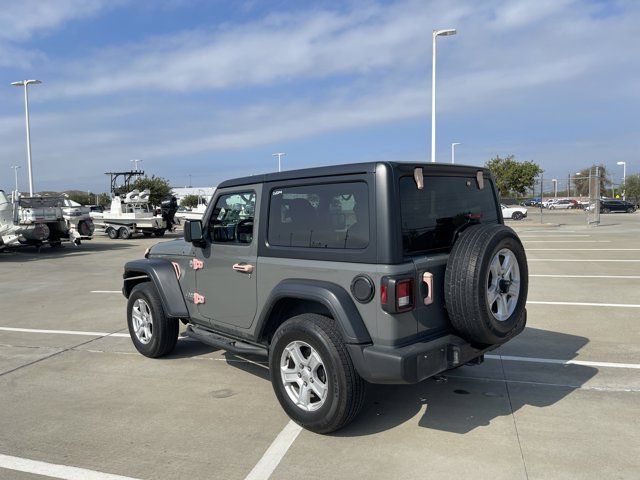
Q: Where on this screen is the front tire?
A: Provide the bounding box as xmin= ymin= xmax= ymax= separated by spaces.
xmin=511 ymin=212 xmax=524 ymax=220
xmin=127 ymin=282 xmax=178 ymax=358
xmin=107 ymin=227 xmax=118 ymax=239
xmin=269 ymin=314 xmax=365 ymax=434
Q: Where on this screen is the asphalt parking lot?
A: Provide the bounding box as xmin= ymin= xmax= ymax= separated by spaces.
xmin=1 ymin=210 xmax=639 ymax=479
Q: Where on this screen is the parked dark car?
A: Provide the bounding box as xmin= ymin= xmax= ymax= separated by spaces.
xmin=520 ymin=198 xmax=541 ymax=207
xmin=600 ymin=199 xmax=636 ymax=213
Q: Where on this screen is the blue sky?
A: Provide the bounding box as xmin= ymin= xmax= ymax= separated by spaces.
xmin=0 ymin=0 xmax=638 ymax=193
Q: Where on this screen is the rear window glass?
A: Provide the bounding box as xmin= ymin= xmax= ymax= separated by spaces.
xmin=400 ymin=175 xmax=499 ymax=254
xmin=268 ymin=182 xmax=369 ymax=249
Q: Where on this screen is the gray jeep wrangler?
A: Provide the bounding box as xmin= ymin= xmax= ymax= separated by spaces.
xmin=123 ymin=162 xmax=528 ymax=433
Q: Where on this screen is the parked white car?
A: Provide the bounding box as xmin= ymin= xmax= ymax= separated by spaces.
xmin=548 ymin=199 xmax=574 ymax=210
xmin=501 ymin=204 xmax=528 ymax=220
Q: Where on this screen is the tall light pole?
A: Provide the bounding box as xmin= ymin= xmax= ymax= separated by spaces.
xmin=551 ymin=178 xmax=557 ymax=198
xmin=451 ymin=142 xmax=461 ymax=164
xmin=431 ymin=28 xmax=457 ymax=163
xmin=130 ymin=159 xmax=142 ymax=171
xmin=11 ymin=165 xmax=20 ymax=194
xmin=11 ymin=79 xmax=42 ymax=196
xmin=616 ymin=161 xmax=626 ymax=200
xmin=273 ymin=152 xmax=286 ymax=172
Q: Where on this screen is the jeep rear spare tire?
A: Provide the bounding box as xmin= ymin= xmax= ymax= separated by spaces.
xmin=444 ymin=224 xmax=528 ymax=344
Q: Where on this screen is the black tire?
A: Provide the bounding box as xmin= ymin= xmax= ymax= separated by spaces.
xmin=154 ymin=229 xmax=166 ymax=237
xmin=269 ymin=314 xmax=365 ymax=434
xmin=127 ymin=282 xmax=178 ymax=358
xmin=511 ymin=212 xmax=524 ymax=221
xmin=601 ymin=208 xmax=610 ymax=214
xmin=444 ymin=224 xmax=528 ymax=345
xmin=627 ymin=207 xmax=635 ymax=213
xmin=142 ymin=232 xmax=153 ymax=238
xmin=118 ymin=226 xmax=132 ymax=239
xmin=106 ymin=227 xmax=118 ymax=239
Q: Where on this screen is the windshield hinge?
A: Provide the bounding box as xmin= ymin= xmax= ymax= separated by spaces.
xmin=414 ymin=167 xmax=424 ymax=190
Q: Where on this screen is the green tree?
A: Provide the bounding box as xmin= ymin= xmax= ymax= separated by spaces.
xmin=623 ymin=174 xmax=640 ymax=206
xmin=131 ymin=175 xmax=172 ymax=207
xmin=96 ymin=193 xmax=111 ymax=207
xmin=485 ymin=155 xmax=543 ymax=198
xmin=574 ymin=165 xmax=610 ymax=197
xmin=181 ymin=194 xmax=200 ymax=209
xmin=67 ymin=192 xmax=91 ymax=205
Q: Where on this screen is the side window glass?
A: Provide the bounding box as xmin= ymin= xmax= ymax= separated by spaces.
xmin=208 ymin=191 xmax=256 ymax=244
xmin=268 ymin=182 xmax=368 ymax=249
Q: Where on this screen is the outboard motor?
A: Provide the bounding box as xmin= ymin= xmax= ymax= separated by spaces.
xmin=161 ymin=195 xmax=178 ymax=231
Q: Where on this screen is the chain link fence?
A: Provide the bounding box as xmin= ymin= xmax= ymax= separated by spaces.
xmin=525 ymin=173 xmax=600 ymax=225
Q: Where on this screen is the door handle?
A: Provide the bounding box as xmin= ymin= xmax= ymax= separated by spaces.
xmin=232 ymin=263 xmax=254 ymax=273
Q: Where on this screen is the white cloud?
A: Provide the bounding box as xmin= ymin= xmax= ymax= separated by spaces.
xmin=0 ymin=0 xmax=117 ymax=40
xmin=2 ymin=0 xmax=640 ymax=190
xmin=50 ymin=0 xmax=468 ymax=96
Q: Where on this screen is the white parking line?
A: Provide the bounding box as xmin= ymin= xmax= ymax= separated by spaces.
xmin=519 ymin=234 xmax=589 ymax=238
xmin=244 ymin=420 xmax=303 ymax=480
xmin=528 ymin=259 xmax=640 ymax=262
xmin=515 ymin=230 xmax=579 ymax=233
xmin=528 ymin=300 xmax=640 ymax=308
xmin=522 ymin=240 xmax=610 ymax=243
xmin=446 ymin=374 xmax=640 ymax=393
xmin=486 ymin=354 xmax=640 ymax=369
xmin=0 ymin=453 xmax=139 ymax=480
xmin=91 ymin=290 xmax=121 ymax=293
xmin=3 ymin=326 xmax=638 ymax=370
xmin=530 ymin=274 xmax=640 ymax=279
xmin=0 ymin=327 xmax=129 ymax=337
xmin=527 ymin=248 xmax=640 ymax=251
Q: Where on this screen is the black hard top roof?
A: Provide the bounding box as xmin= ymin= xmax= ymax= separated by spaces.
xmin=218 ymin=161 xmax=489 ymax=188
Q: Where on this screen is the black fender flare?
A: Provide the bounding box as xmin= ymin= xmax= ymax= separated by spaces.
xmin=122 ymin=258 xmax=189 ymax=318
xmin=257 ymin=279 xmax=372 ymax=344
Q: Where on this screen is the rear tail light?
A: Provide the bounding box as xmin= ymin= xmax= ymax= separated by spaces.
xmin=380 ymin=284 xmax=388 ymax=305
xmin=396 ymin=279 xmax=413 ymax=311
xmin=380 ymin=277 xmax=414 ymax=313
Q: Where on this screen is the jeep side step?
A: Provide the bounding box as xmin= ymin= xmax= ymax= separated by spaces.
xmin=185 ymin=324 xmax=268 ymax=357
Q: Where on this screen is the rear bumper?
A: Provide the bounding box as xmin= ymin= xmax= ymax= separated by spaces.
xmin=347 ymin=311 xmax=526 ymax=384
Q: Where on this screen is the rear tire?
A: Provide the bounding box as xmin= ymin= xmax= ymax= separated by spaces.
xmin=118 ymin=226 xmax=132 ymax=239
xmin=444 ymin=224 xmax=528 ymax=345
xmin=270 ymin=314 xmax=365 ymax=434
xmin=127 ymin=282 xmax=178 ymax=358
xmin=107 ymin=227 xmax=118 ymax=239
xmin=511 ymin=212 xmax=524 ymax=220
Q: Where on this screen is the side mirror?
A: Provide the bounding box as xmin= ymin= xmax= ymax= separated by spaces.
xmin=184 ymin=220 xmax=204 ymax=245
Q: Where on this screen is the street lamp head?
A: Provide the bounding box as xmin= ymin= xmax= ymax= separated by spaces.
xmin=11 ymin=80 xmax=42 ymax=86
xmin=617 ymin=161 xmax=626 ymax=166
xmin=434 ymin=28 xmax=457 ymax=37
